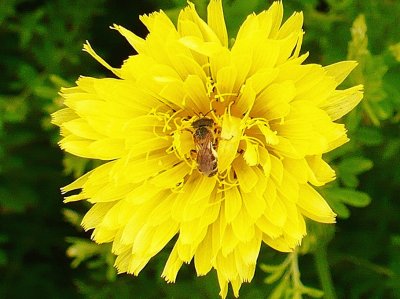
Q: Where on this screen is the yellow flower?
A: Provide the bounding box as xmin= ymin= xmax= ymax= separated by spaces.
xmin=52 ymin=1 xmax=363 ymax=297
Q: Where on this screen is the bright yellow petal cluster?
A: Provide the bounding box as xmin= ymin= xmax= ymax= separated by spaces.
xmin=52 ymin=1 xmax=363 ymax=297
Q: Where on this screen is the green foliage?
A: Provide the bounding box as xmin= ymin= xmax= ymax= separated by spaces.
xmin=1 ymin=0 xmax=400 ymax=298
xmin=261 ymin=252 xmax=324 ymax=299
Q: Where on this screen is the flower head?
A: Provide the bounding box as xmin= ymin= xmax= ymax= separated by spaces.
xmin=52 ymin=1 xmax=363 ymax=297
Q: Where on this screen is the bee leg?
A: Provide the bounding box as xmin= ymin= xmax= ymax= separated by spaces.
xmin=190 ymin=149 xmax=197 ymax=160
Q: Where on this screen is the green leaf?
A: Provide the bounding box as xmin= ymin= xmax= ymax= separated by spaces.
xmin=327 ymin=188 xmax=371 ymax=208
xmin=267 ymin=278 xmax=290 ymax=299
xmin=339 ymin=172 xmax=359 ymax=188
xmin=261 ymin=259 xmax=290 ymax=284
xmin=391 ymin=235 xmax=400 ymax=247
xmin=327 ymin=198 xmax=350 ymax=219
xmin=63 ymin=208 xmax=84 ymax=229
xmin=0 ymin=186 xmax=37 ymax=213
xmin=33 ymin=85 xmax=58 ymax=100
xmin=0 ymin=95 xmax=29 ymax=123
xmin=347 ymin=14 xmax=391 ymax=125
xmin=337 ymin=157 xmax=373 ymax=186
xmin=19 ymin=9 xmax=46 ymax=48
xmin=0 ymin=0 xmax=16 ymax=25
xmin=0 ymin=250 xmax=7 ymax=266
xmin=264 ymin=268 xmax=286 ymax=284
xmin=66 ymin=237 xmax=106 ymax=268
xmin=338 ymin=157 xmax=373 ymax=174
xmin=63 ymin=154 xmax=91 ymax=178
xmin=355 ymin=127 xmax=383 ymax=146
xmin=301 ymin=285 xmax=324 ymax=298
xmin=260 ymin=261 xmax=288 ymax=273
xmin=382 ymin=139 xmax=400 ymax=160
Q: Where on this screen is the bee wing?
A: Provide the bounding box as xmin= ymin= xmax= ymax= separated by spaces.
xmin=196 ymin=133 xmax=217 ymax=175
xmin=194 ymin=130 xmax=214 ymax=150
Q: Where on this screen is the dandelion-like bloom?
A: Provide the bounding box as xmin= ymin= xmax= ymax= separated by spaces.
xmin=53 ymin=1 xmax=363 ymax=297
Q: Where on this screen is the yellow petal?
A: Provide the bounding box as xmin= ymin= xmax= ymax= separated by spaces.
xmin=172 ymin=173 xmax=216 ymax=221
xmin=269 ymin=154 xmax=283 ymax=184
xmin=232 ymin=155 xmax=259 ymax=193
xmin=263 ymin=180 xmax=287 ymax=228
xmin=282 ymin=157 xmax=309 ymax=184
xmin=51 ymin=108 xmax=78 ymax=126
xmin=234 ymin=81 xmax=256 ymax=116
xmin=258 ymin=147 xmax=271 ymax=177
xmin=140 ymin=10 xmax=177 ymax=37
xmin=221 ymin=225 xmax=239 ymax=256
xmin=276 ymin=170 xmax=299 ymax=204
xmin=125 ymin=137 xmax=171 ymax=159
xmin=150 ymin=162 xmax=191 ymax=189
xmin=224 ymin=186 xmax=242 ymax=223
xmin=324 ymin=60 xmax=358 ymax=86
xmin=207 ymin=0 xmax=228 ymax=47
xmin=256 ymin=215 xmax=283 ymax=238
xmin=61 ymin=168 xmax=93 ymax=193
xmin=262 ymin=234 xmax=294 ymax=253
xmin=172 ymin=130 xmax=193 ymax=158
xmin=184 ymin=75 xmax=210 ymax=113
xmin=179 ymin=217 xmax=208 ymax=246
xmin=92 ymin=226 xmax=117 ymax=243
xmin=179 ymin=36 xmax=222 ymax=57
xmin=194 ymin=228 xmax=213 ymax=275
xmin=147 ymin=193 xmax=176 ymax=227
xmin=112 ymin=152 xmax=178 ymax=185
xmin=246 ymin=68 xmax=279 ymax=94
xmin=271 ymin=136 xmax=302 ymax=159
xmin=243 ymin=140 xmax=259 ymax=166
xmin=232 ymin=209 xmax=255 ymax=242
xmin=124 ymin=182 xmax=164 ymax=205
xmin=276 ymin=32 xmax=303 ymax=65
xmin=281 ymin=201 xmax=306 ymax=240
xmin=127 ymin=254 xmax=152 ymax=275
xmin=111 ymin=24 xmax=145 ymax=54
xmin=306 ymin=155 xmax=336 ymax=186
xmin=120 ymin=200 xmax=158 ymax=245
xmin=242 ymin=187 xmax=266 ymax=221
xmin=237 ymin=230 xmax=262 ymax=266
xmin=216 ymin=65 xmax=238 ymax=102
xmin=179 ymin=2 xmax=220 ymax=44
xmin=234 ymin=251 xmax=256 ymax=282
xmin=83 ymin=41 xmax=121 ymax=77
xmin=252 ymin=81 xmax=295 ymax=120
xmin=217 ymin=114 xmax=242 ymax=173
xmin=59 ymin=135 xmax=125 ymax=160
xmin=293 ymin=65 xmax=337 ymax=106
xmin=297 ymin=184 xmax=336 ymax=223
xmin=277 ymin=12 xmax=303 ymax=39
xmin=320 ymin=85 xmax=364 ymax=121
xmin=89 ymin=183 xmax=133 ymax=203
xmin=161 ymin=245 xmax=184 ymax=283
xmin=147 ymin=221 xmax=179 ymax=256
xmin=267 ymin=1 xmax=284 ymax=38
xmin=81 ymin=202 xmax=117 ymax=230
xmin=216 ymin=251 xmax=238 ymax=280
xmin=217 ymin=271 xmax=229 ymax=299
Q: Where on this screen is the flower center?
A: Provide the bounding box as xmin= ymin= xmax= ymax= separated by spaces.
xmin=150 ymin=75 xmax=280 ymax=192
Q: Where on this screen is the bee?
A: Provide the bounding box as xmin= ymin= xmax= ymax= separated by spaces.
xmin=192 ymin=116 xmax=218 ymax=177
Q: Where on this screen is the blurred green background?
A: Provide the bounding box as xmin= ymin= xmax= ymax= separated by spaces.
xmin=1 ymin=0 xmax=399 ymax=298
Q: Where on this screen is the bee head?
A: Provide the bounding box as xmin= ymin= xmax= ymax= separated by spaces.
xmin=192 ymin=117 xmax=214 ymax=129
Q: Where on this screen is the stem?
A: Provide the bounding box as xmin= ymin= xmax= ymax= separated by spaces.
xmin=342 ymin=255 xmax=394 ymax=277
xmin=290 ymin=250 xmax=302 ymax=299
xmin=314 ymin=246 xmax=337 ymax=299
